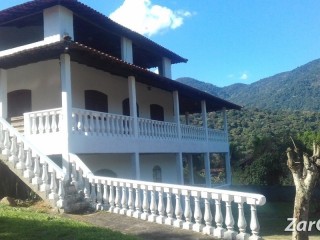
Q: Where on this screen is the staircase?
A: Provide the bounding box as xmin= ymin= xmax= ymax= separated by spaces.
xmin=0 ymin=116 xmax=266 ymax=239
xmin=0 ymin=117 xmax=89 ymax=213
xmin=10 ymin=116 xmax=24 ymax=133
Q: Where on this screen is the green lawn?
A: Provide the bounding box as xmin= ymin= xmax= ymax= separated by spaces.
xmin=258 ymin=202 xmax=319 ymax=240
xmin=0 ymin=204 xmax=140 ymax=240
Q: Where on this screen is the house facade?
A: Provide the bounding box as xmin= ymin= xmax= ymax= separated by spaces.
xmin=0 ymin=0 xmax=241 ymax=186
xmin=0 ymin=1 xmax=267 ymax=239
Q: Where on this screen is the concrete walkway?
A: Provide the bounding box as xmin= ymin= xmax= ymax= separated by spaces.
xmin=65 ymin=211 xmax=213 ymax=240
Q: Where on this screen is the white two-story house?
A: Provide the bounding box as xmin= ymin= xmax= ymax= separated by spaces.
xmin=0 ymin=0 xmax=241 ymax=187
xmin=0 ymin=1 xmax=267 ymax=239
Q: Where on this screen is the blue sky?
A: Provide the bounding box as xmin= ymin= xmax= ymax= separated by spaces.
xmin=1 ymin=0 xmax=320 ymax=87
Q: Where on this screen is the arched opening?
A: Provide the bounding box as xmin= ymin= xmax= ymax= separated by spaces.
xmin=94 ymin=169 xmax=117 ymax=178
xmin=122 ymin=98 xmax=139 ymax=117
xmin=85 ymin=90 xmax=108 ymax=113
xmin=153 ymin=165 xmax=162 ymax=183
xmin=150 ymin=104 xmax=164 ymax=121
xmin=7 ymin=89 xmax=31 ymax=119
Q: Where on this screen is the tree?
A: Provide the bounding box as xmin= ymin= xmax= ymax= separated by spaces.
xmin=286 ymin=141 xmax=320 ymax=240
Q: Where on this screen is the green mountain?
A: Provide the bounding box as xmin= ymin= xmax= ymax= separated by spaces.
xmin=177 ymin=58 xmax=320 ymax=111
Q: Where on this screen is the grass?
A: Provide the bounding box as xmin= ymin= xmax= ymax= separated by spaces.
xmin=0 ymin=203 xmax=140 ymax=240
xmin=258 ymin=202 xmax=319 ymax=240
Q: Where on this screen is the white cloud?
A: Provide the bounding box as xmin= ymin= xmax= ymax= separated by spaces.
xmin=240 ymin=73 xmax=249 ymax=80
xmin=109 ymin=0 xmax=192 ymax=37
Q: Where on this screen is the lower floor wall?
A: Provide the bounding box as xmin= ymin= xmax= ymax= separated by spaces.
xmin=77 ymin=153 xmax=179 ymax=184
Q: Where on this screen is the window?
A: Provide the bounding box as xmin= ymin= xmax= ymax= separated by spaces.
xmin=7 ymin=89 xmax=31 ymax=119
xmin=85 ymin=90 xmax=108 ymax=113
xmin=153 ymin=165 xmax=162 ymax=182
xmin=150 ymin=104 xmax=164 ymax=121
xmin=122 ymin=98 xmax=139 ymax=117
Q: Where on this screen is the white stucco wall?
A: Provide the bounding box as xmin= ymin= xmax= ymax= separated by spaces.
xmin=140 ymin=153 xmax=178 ymax=184
xmin=71 ymin=62 xmax=174 ymax=121
xmin=78 ymin=153 xmax=134 ymax=179
xmin=77 ymin=153 xmax=179 ymax=184
xmin=7 ymin=60 xmax=61 ymax=111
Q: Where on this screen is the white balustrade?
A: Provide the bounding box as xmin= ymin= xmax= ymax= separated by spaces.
xmin=68 ymin=173 xmax=266 ymax=239
xmin=72 ymin=108 xmax=133 ymax=137
xmin=24 ymin=108 xmax=63 ymax=135
xmin=138 ymin=118 xmax=178 ymax=139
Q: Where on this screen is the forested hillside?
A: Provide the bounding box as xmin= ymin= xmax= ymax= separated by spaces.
xmin=177 ymin=58 xmax=320 ymax=111
xmin=180 ymin=58 xmax=320 ymax=186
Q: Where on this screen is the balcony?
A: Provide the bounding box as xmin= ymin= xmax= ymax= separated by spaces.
xmin=23 ymin=108 xmax=229 ymax=154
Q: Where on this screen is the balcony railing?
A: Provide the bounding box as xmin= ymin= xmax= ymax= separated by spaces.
xmin=23 ymin=108 xmax=227 ymax=143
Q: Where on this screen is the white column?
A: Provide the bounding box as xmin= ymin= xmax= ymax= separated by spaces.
xmin=0 ymin=69 xmax=7 ymax=119
xmin=173 ymin=91 xmax=181 ymax=139
xmin=60 ymin=53 xmax=72 ymax=179
xmin=128 ymin=76 xmax=138 ymax=138
xmin=201 ymin=100 xmax=208 ymax=141
xmin=43 ymin=5 xmax=74 ymax=42
xmin=159 ymin=57 xmax=172 ymax=79
xmin=187 ymin=154 xmax=194 ymax=185
xmin=131 ymin=152 xmax=140 ymax=180
xmin=176 ymin=152 xmax=184 ymax=184
xmin=204 ymin=152 xmax=211 ymax=187
xmin=121 ymin=37 xmax=133 ymax=64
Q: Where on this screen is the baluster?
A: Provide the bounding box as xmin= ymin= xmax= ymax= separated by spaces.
xmin=133 ymin=184 xmax=142 ymax=218
xmin=203 ymin=192 xmax=213 ymax=235
xmin=76 ymin=112 xmax=82 ymax=133
xmin=95 ymin=114 xmax=100 ymax=135
xmin=71 ymin=163 xmax=78 ymax=190
xmin=84 ymin=113 xmax=89 ymax=133
xmin=56 ymin=178 xmax=65 ymax=209
xmin=156 ymin=187 xmax=165 ymax=224
xmin=173 ymin=189 xmax=183 ymax=228
xmin=9 ymin=136 xmax=18 ymax=164
xmin=164 ymin=190 xmax=174 ymax=225
xmin=120 ymin=183 xmax=127 ymax=215
xmin=223 ymin=195 xmax=236 ymax=239
xmin=90 ymin=181 xmax=97 ymax=208
xmin=126 ymin=183 xmax=134 ymax=217
xmin=213 ymin=195 xmax=225 ymax=239
xmin=108 ymin=181 xmax=115 ymax=212
xmin=2 ymin=129 xmax=10 ymax=155
xmin=32 ymin=155 xmax=42 ymax=186
xmin=38 ymin=113 xmax=44 ymax=133
xmin=116 ymin=116 xmax=121 ymax=136
xmin=102 ymin=181 xmax=109 ymax=210
xmin=106 ymin=115 xmax=111 ymax=135
xmin=249 ymin=203 xmax=261 ymax=240
xmin=119 ymin=116 xmax=124 ymax=136
xmin=140 ymin=186 xmax=149 ymax=220
xmin=113 ymin=182 xmax=121 ymax=214
xmin=77 ymin=168 xmax=84 ymax=191
xmin=235 ymin=196 xmax=250 ymax=240
xmin=16 ymin=142 xmax=26 ymax=170
xmin=23 ymin=148 xmax=34 ymax=180
xmin=182 ymin=190 xmax=193 ymax=230
xmin=89 ymin=113 xmax=95 ymax=134
xmin=192 ymin=191 xmax=204 ymax=232
xmin=110 ymin=115 xmax=115 ymax=135
xmin=31 ymin=115 xmax=37 ymax=134
xmin=51 ymin=113 xmax=58 ymax=132
xmin=40 ymin=163 xmax=50 ymax=194
xmin=58 ymin=112 xmax=63 ymax=132
xmin=148 ymin=186 xmax=157 ymax=222
xmin=44 ymin=112 xmax=51 ymax=133
xmin=49 ymin=170 xmax=58 ymax=202
xmin=100 ymin=114 xmax=106 ymax=135
xmin=83 ymin=177 xmax=90 ymax=202
xmin=124 ymin=118 xmax=128 ymax=136
xmin=96 ymin=181 xmax=103 ymax=210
